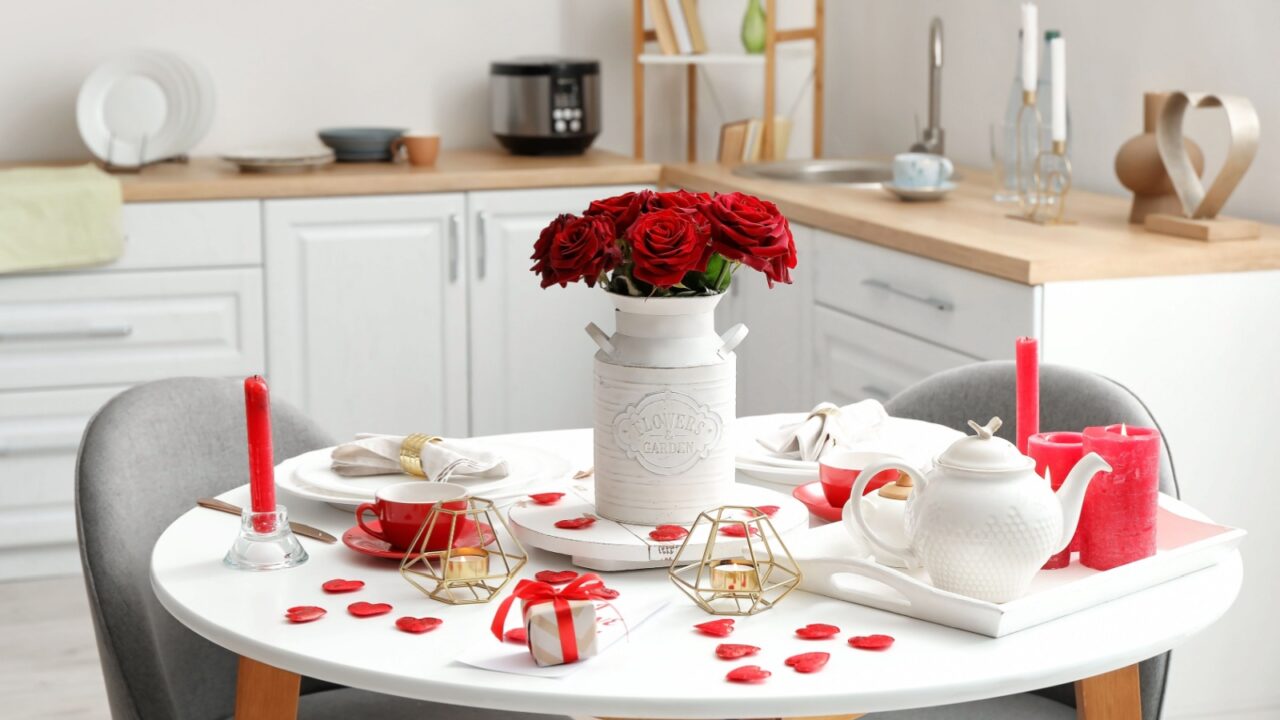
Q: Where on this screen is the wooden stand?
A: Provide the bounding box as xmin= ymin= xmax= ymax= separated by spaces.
xmin=632 ymin=0 xmax=825 ymax=162
xmin=1144 ymin=214 xmax=1260 ymax=241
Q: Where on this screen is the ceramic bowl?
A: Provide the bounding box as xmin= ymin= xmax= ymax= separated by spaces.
xmin=317 ymin=127 xmax=406 ymax=162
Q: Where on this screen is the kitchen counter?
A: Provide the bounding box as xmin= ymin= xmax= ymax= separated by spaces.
xmin=662 ymin=162 xmax=1280 ymax=285
xmin=113 ymin=149 xmax=661 ymax=202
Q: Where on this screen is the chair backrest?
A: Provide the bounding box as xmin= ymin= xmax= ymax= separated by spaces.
xmin=76 ymin=377 xmax=333 ymax=720
xmin=886 ymin=360 xmax=1176 ymax=719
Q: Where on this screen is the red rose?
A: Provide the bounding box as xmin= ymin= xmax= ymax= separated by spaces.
xmin=626 ymin=209 xmax=711 ymax=287
xmin=530 ymin=214 xmax=620 ymax=288
xmin=584 ymin=190 xmax=651 ymax=236
xmin=705 ymin=192 xmax=797 ymax=286
xmin=645 ymin=189 xmax=712 ymax=240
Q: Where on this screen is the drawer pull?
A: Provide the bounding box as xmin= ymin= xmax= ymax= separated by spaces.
xmin=862 ymin=278 xmax=954 ymax=312
xmin=0 ymin=323 xmax=133 ymax=342
xmin=476 ymin=211 xmax=490 ymax=280
xmin=861 ymin=384 xmax=892 ymax=401
xmin=448 ymin=213 xmax=461 ymax=283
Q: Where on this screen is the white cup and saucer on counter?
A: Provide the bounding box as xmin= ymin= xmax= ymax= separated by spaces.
xmin=882 ymin=152 xmax=956 ymax=202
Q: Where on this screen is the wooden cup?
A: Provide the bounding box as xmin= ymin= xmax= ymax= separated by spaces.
xmin=391 ymin=132 xmax=440 ymax=167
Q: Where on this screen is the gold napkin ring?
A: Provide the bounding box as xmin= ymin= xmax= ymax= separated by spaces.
xmin=399 ymin=434 xmax=443 ymax=477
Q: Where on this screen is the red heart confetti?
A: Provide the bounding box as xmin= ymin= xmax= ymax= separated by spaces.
xmin=528 ymin=492 xmax=565 ymax=505
xmin=718 ymin=523 xmax=758 ymax=538
xmin=795 ymin=623 xmax=841 ymax=639
xmin=395 ymin=616 xmax=443 ymax=634
xmin=694 ymin=619 xmax=735 ymax=637
xmin=785 ymin=652 xmax=830 ymax=673
xmin=848 ymin=634 xmax=895 ymax=650
xmin=715 ymin=643 xmax=761 ymax=660
xmin=321 ymin=578 xmax=365 ymax=594
xmin=535 ymin=569 xmax=579 ymax=585
xmin=750 ymin=505 xmax=780 ymax=518
xmin=554 ymin=515 xmax=597 ymax=530
xmin=726 ymin=665 xmax=771 ymax=684
xmin=504 ymin=627 xmax=528 ymax=644
xmin=347 ymin=601 xmax=393 ymax=617
xmin=284 ymin=606 xmax=326 ymax=624
xmin=648 ymin=524 xmax=690 ymax=542
xmin=595 ymin=586 xmax=621 ymax=599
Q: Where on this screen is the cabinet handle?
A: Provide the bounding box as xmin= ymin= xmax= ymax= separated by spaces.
xmin=0 ymin=323 xmax=133 ymax=342
xmin=448 ymin=213 xmax=461 ymax=283
xmin=862 ymin=278 xmax=954 ymax=312
xmin=861 ymin=384 xmax=892 ymax=400
xmin=476 ymin=211 xmax=489 ymax=280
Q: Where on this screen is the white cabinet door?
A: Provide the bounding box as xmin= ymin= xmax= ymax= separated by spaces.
xmin=264 ymin=194 xmax=468 ymax=440
xmin=466 ymin=185 xmax=647 ymax=435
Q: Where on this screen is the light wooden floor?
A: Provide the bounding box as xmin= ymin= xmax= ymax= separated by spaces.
xmin=1 ymin=575 xmax=110 ymax=719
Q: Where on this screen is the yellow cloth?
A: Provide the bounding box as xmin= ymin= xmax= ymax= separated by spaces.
xmin=0 ymin=164 xmax=123 ymax=274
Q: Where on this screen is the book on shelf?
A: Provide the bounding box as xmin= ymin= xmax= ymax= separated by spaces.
xmin=648 ymin=0 xmax=680 ymax=55
xmin=679 ymin=0 xmax=708 ymax=53
xmin=666 ymin=0 xmax=694 ymax=54
xmin=718 ymin=120 xmax=749 ymax=164
xmin=719 ymin=116 xmax=792 ymax=163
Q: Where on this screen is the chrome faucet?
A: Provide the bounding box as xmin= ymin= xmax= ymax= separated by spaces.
xmin=910 ymin=17 xmax=945 ymax=155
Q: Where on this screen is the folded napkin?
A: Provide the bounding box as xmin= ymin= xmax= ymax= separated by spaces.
xmin=331 ymin=433 xmax=508 ymax=480
xmin=757 ymin=399 xmax=889 ymax=461
xmin=0 ymin=165 xmax=123 ymax=274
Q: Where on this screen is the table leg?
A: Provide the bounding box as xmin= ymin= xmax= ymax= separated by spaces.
xmin=1074 ymin=663 xmax=1142 ymax=720
xmin=235 ymin=655 xmax=301 ymax=720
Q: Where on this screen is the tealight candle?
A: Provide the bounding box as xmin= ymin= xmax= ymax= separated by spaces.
xmin=445 ymin=547 xmax=489 ymax=581
xmin=711 ymin=560 xmax=761 ymax=593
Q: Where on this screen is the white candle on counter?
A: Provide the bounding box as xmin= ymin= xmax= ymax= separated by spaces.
xmin=1050 ymin=37 xmax=1066 ymax=143
xmin=1021 ymin=3 xmax=1038 ymax=94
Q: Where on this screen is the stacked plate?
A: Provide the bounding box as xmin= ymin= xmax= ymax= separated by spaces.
xmin=221 ymin=148 xmax=335 ymax=174
xmin=76 ymin=49 xmax=215 ymax=168
xmin=275 ymin=440 xmax=573 ymax=510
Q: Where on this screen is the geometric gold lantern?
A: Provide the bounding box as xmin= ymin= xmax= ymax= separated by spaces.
xmin=668 ymin=506 xmax=802 ymax=616
xmin=400 ymin=496 xmax=527 ymax=605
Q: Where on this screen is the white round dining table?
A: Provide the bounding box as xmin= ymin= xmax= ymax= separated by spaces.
xmin=151 ymin=429 xmax=1242 ymax=720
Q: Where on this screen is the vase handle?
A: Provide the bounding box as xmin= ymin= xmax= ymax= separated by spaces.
xmin=718 ymin=323 xmax=749 ymax=357
xmin=584 ymin=322 xmax=616 ymax=358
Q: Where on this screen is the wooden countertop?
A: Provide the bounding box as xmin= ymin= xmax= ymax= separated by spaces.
xmin=662 ymin=162 xmax=1280 ymax=285
xmin=113 ymin=149 xmax=661 ymax=202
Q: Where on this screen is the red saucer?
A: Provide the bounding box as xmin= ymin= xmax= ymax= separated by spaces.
xmin=793 ymin=482 xmax=843 ymax=523
xmin=342 ymin=520 xmax=497 ymax=560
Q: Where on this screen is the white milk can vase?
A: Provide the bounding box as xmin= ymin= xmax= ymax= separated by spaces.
xmin=586 ymin=292 xmax=748 ymax=525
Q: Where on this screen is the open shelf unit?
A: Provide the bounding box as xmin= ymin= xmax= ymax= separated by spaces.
xmin=632 ymin=0 xmax=825 ymax=162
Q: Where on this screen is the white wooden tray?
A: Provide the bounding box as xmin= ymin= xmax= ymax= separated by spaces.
xmin=790 ymin=494 xmax=1245 ymax=637
xmin=507 ymin=482 xmax=809 ymax=571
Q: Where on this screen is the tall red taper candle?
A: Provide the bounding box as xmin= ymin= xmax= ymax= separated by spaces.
xmin=1015 ymin=337 xmax=1040 ymax=454
xmin=1027 ymin=431 xmax=1085 ymax=569
xmin=1080 ymin=424 xmax=1161 ymax=570
xmin=244 ymin=375 xmax=276 ymax=532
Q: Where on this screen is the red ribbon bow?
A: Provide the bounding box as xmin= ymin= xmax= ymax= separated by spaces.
xmin=490 ymin=573 xmax=614 ymax=664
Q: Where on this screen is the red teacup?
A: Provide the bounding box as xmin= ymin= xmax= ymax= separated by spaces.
xmin=818 ymin=449 xmax=902 ymax=508
xmin=355 ymin=482 xmax=470 ymax=551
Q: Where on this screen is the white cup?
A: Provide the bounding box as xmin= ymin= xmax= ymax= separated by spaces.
xmin=892 ymin=152 xmax=954 ymax=189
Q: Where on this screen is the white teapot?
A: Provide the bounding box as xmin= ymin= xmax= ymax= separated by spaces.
xmin=848 ymin=417 xmax=1111 ymax=603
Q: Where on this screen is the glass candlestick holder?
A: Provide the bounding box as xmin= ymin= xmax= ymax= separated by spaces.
xmin=223 ymin=506 xmax=309 ymax=571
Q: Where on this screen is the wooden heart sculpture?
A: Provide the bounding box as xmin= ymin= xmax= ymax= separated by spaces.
xmin=1156 ymin=92 xmax=1259 ymax=219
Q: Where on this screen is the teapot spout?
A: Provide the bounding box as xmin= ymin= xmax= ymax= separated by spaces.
xmin=1054 ymin=452 xmax=1112 ymax=553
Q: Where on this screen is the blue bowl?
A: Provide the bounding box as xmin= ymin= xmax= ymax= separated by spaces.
xmin=317 ymin=127 xmax=406 ymax=162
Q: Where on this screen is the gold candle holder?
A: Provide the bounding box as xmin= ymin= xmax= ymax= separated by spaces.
xmin=400 ymin=496 xmax=526 ymax=605
xmin=668 ymin=506 xmax=802 ymax=616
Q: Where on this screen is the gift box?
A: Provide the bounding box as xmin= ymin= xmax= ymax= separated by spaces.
xmin=525 ymin=598 xmax=598 ymax=667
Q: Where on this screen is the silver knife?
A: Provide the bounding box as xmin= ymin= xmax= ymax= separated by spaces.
xmin=196 ymin=497 xmax=338 ymax=544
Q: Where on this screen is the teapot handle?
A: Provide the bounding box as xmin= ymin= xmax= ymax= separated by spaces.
xmin=845 ymin=460 xmax=924 ymax=567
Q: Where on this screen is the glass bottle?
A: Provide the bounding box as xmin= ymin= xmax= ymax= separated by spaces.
xmin=742 ymin=0 xmax=767 ymax=54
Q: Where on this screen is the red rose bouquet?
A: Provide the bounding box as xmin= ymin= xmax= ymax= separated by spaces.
xmin=531 ymin=189 xmax=796 ymax=296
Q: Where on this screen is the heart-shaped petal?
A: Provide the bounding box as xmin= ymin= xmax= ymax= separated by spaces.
xmin=848 ymin=634 xmax=895 ymax=650
xmin=694 ymin=619 xmax=735 ymax=637
xmin=504 ymin=627 xmax=528 ymax=644
xmin=595 ymin=586 xmax=620 ymax=599
xmin=321 ymin=578 xmax=365 ymax=594
xmin=554 ymin=515 xmax=596 ymax=530
xmin=785 ymin=652 xmax=830 ymax=673
xmin=795 ymin=623 xmax=841 ymax=639
xmin=395 ymin=616 xmax=443 ymax=634
xmin=648 ymin=524 xmax=690 ymax=542
xmin=718 ymin=523 xmax=758 ymax=538
xmin=751 ymin=505 xmax=780 ymax=518
xmin=528 ymin=492 xmax=565 ymax=505
xmin=285 ymin=606 xmax=326 ymax=623
xmin=726 ymin=665 xmax=771 ymax=683
xmin=715 ymin=643 xmax=760 ymax=660
xmin=535 ymin=570 xmax=579 ymax=585
xmin=347 ymin=601 xmax=393 ymax=617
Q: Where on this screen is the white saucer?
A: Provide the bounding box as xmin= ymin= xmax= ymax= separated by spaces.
xmin=881 ymin=181 xmax=956 ymax=202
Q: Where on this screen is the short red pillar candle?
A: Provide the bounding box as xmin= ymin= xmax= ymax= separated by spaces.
xmin=1015 ymin=337 xmax=1039 ymax=454
xmin=1027 ymin=431 xmax=1084 ymax=569
xmin=1079 ymin=424 xmax=1161 ymax=571
xmin=244 ymin=375 xmax=276 ymax=532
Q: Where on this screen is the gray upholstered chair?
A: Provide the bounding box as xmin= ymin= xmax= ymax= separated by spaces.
xmin=868 ymin=360 xmax=1177 ymax=720
xmin=76 ymin=377 xmax=565 ymax=720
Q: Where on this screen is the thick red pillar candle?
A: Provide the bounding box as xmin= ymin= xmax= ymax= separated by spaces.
xmin=1080 ymin=424 xmax=1161 ymax=570
xmin=244 ymin=375 xmax=276 ymax=532
xmin=1015 ymin=337 xmax=1039 ymax=454
xmin=1027 ymin=431 xmax=1084 ymax=569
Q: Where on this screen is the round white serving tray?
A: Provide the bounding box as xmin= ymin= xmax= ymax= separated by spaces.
xmin=507 ymin=481 xmax=809 ymax=571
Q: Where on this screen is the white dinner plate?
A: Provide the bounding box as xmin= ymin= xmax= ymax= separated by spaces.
xmin=733 ymin=413 xmax=964 ymax=474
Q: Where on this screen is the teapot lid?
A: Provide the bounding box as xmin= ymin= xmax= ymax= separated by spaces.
xmin=935 ymin=417 xmax=1035 ymax=472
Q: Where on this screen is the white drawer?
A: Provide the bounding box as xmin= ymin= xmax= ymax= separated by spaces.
xmin=811 ymin=230 xmax=1037 ymax=359
xmin=813 ymin=305 xmax=975 ymax=406
xmin=0 ymin=268 xmax=265 ymax=390
xmin=108 ymin=200 xmax=261 ymax=271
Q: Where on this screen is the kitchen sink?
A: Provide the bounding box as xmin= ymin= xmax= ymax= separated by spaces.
xmin=733 ymin=159 xmax=894 ymax=188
